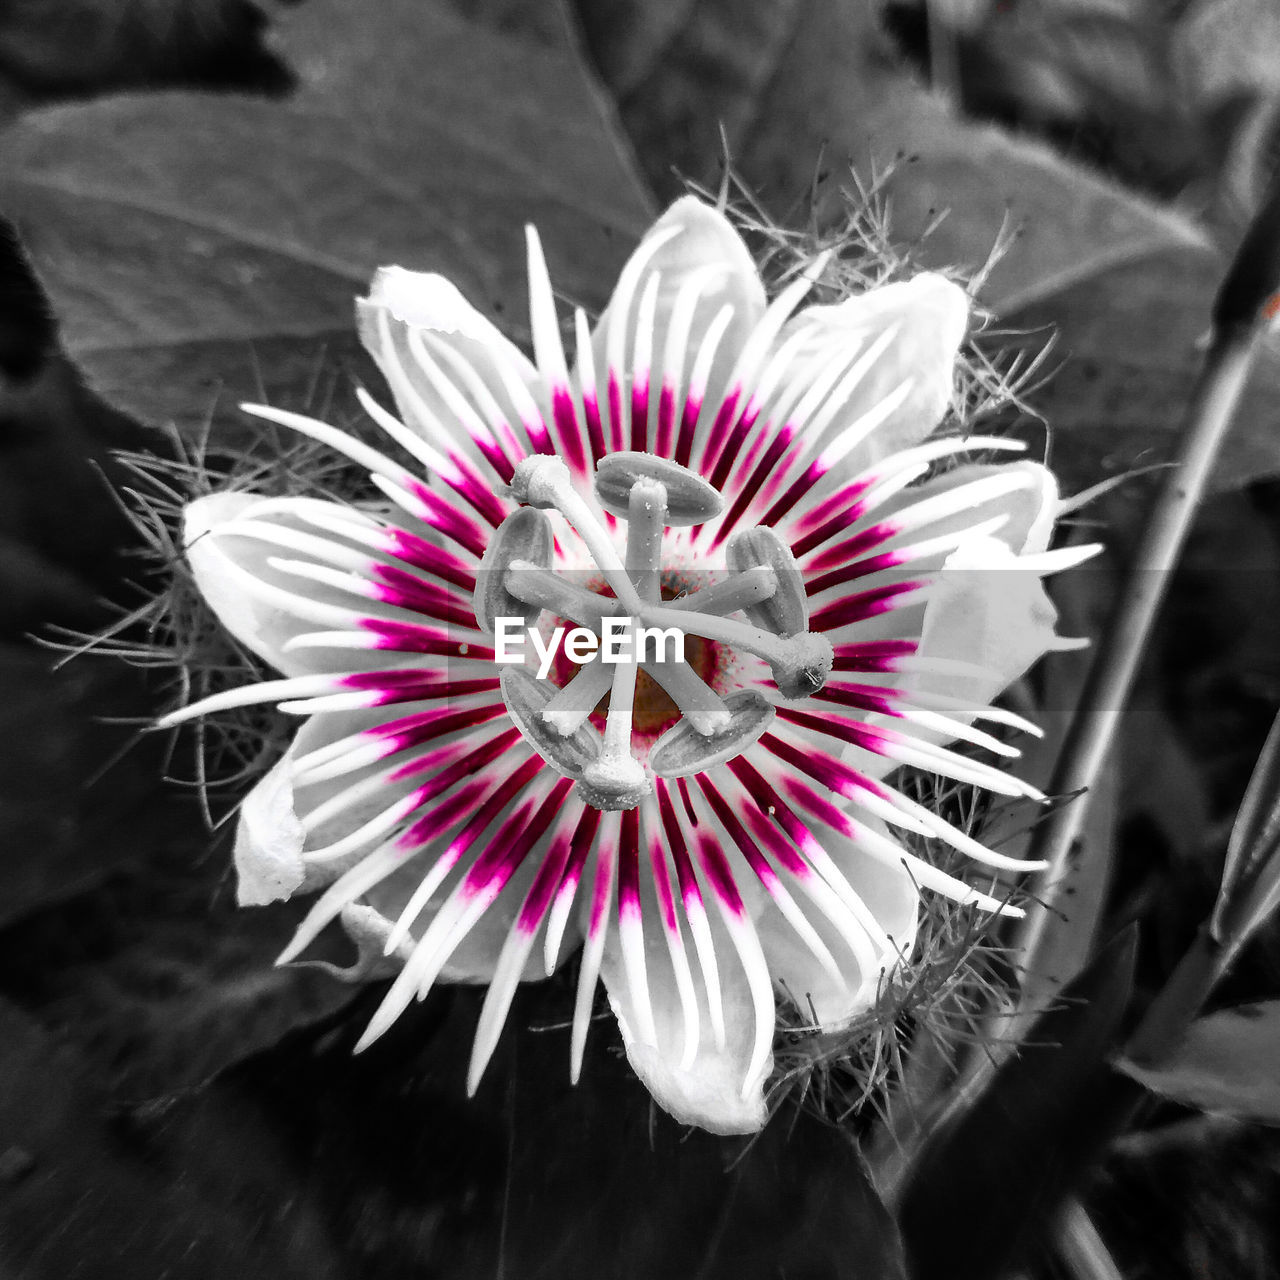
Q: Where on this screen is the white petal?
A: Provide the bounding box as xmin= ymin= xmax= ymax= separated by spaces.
xmin=361 ymin=268 xmax=523 ymax=351
xmin=778 ymin=273 xmax=969 ymax=479
xmin=232 ymin=707 xmax=403 ymax=903
xmin=757 ymin=823 xmax=919 ymax=1027
xmin=234 ymin=747 xmax=307 ymax=905
xmin=361 ymin=852 xmax=579 ymax=984
xmin=913 ymin=534 xmax=1064 ymax=715
xmin=589 ymin=196 xmax=767 ymax=449
xmin=599 ymin=898 xmax=772 ymax=1134
xmin=184 ymin=493 xmax=398 ymax=677
xmin=296 ymin=903 xmax=415 ymax=982
xmin=877 ymin=459 xmax=1059 ymax=558
xmin=357 ymin=266 xmax=539 ymax=466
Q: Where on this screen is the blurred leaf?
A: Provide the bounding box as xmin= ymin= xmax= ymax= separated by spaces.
xmin=571 ymin=0 xmax=1280 ymax=494
xmin=1119 ymin=1000 xmax=1280 ymax=1124
xmin=1174 ymin=0 xmax=1280 ymax=105
xmin=0 ymin=225 xmax=156 ymax=637
xmin=0 ymin=0 xmax=293 ymax=103
xmin=0 ymin=354 xmax=157 ymax=636
xmin=1120 ymin=691 xmax=1213 ymax=864
xmin=142 ymin=980 xmax=906 ymax=1279
xmin=0 ymin=997 xmax=343 ymax=1280
xmin=0 ymin=647 xmax=171 ymax=923
xmin=0 ymin=0 xmax=652 ymax=442
xmin=0 ymin=216 xmax=55 ymax=379
xmin=896 ymin=926 xmax=1137 ymax=1280
xmin=0 ymin=813 xmax=361 ymax=1099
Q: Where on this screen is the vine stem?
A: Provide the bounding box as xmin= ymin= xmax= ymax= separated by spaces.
xmin=1016 ymin=324 xmax=1263 ymax=959
xmin=874 ymin=180 xmax=1280 ymax=1201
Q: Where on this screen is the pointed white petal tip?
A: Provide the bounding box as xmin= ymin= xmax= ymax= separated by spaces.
xmin=352 ymin=1022 xmax=384 ymax=1055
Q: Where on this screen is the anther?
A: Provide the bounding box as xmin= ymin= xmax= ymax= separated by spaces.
xmin=474 ymin=507 xmax=554 ymax=633
xmin=595 ymin=452 xmax=724 ymax=526
xmin=725 ymin=527 xmax=808 ymax=637
xmin=649 ymin=691 xmax=775 ymax=778
xmin=501 ymin=666 xmax=602 ymax=779
xmin=639 ymin=604 xmax=834 ymax=699
xmin=509 ymin=455 xmax=642 ymax=613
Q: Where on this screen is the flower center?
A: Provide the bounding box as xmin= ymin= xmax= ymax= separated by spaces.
xmin=543 ymin=572 xmax=727 ymax=743
xmin=488 ymin=453 xmax=834 ymax=811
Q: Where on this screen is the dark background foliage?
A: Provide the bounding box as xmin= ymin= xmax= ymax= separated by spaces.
xmin=2 ymin=1 xmax=1280 ymax=1277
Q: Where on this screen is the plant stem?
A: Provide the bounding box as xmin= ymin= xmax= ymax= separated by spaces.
xmin=1055 ymin=1199 xmax=1125 ymax=1280
xmin=1021 ymin=326 xmax=1264 ymax=945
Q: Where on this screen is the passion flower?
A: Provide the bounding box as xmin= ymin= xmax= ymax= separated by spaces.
xmin=163 ymin=197 xmax=1092 ymax=1132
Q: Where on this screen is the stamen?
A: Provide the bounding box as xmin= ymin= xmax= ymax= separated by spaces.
xmin=501 ymin=665 xmax=602 ymax=779
xmin=724 ymin=526 xmax=808 ymax=636
xmin=625 ymin=477 xmax=666 ymax=602
xmin=640 ymin=603 xmax=833 ymax=698
xmin=509 ymin=455 xmax=642 ymax=613
xmin=576 ymin=639 xmax=650 ymax=810
xmin=504 ymin=560 xmax=619 ymax=631
xmin=664 ymin=566 xmax=778 ymax=617
xmin=474 ymin=507 xmax=554 ymax=633
xmin=595 ymin=451 xmax=724 ymax=527
xmin=640 ymin=662 xmax=733 ymax=736
xmin=540 ymin=661 xmax=614 ymax=736
xmin=649 ymin=691 xmax=774 ymax=778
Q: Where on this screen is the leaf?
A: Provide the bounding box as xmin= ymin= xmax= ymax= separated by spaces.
xmin=0 ymin=646 xmax=356 ymax=1096
xmin=0 ymin=647 xmax=169 ymax=924
xmin=895 ymin=926 xmax=1137 ymax=1280
xmin=1174 ymin=0 xmax=1280 ymax=104
xmin=569 ymin=0 xmax=1280 ymax=493
xmin=0 ymin=227 xmax=158 ymax=637
xmin=0 ymin=820 xmax=361 ymax=1100
xmin=1119 ymin=1000 xmax=1280 ymax=1125
xmin=0 ymin=997 xmax=343 ymax=1280
xmin=0 ymin=0 xmax=653 ymax=441
xmin=0 ymin=0 xmax=292 ymax=102
xmin=0 ymin=355 xmax=157 ymax=637
xmin=143 ymin=980 xmax=907 ymax=1279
